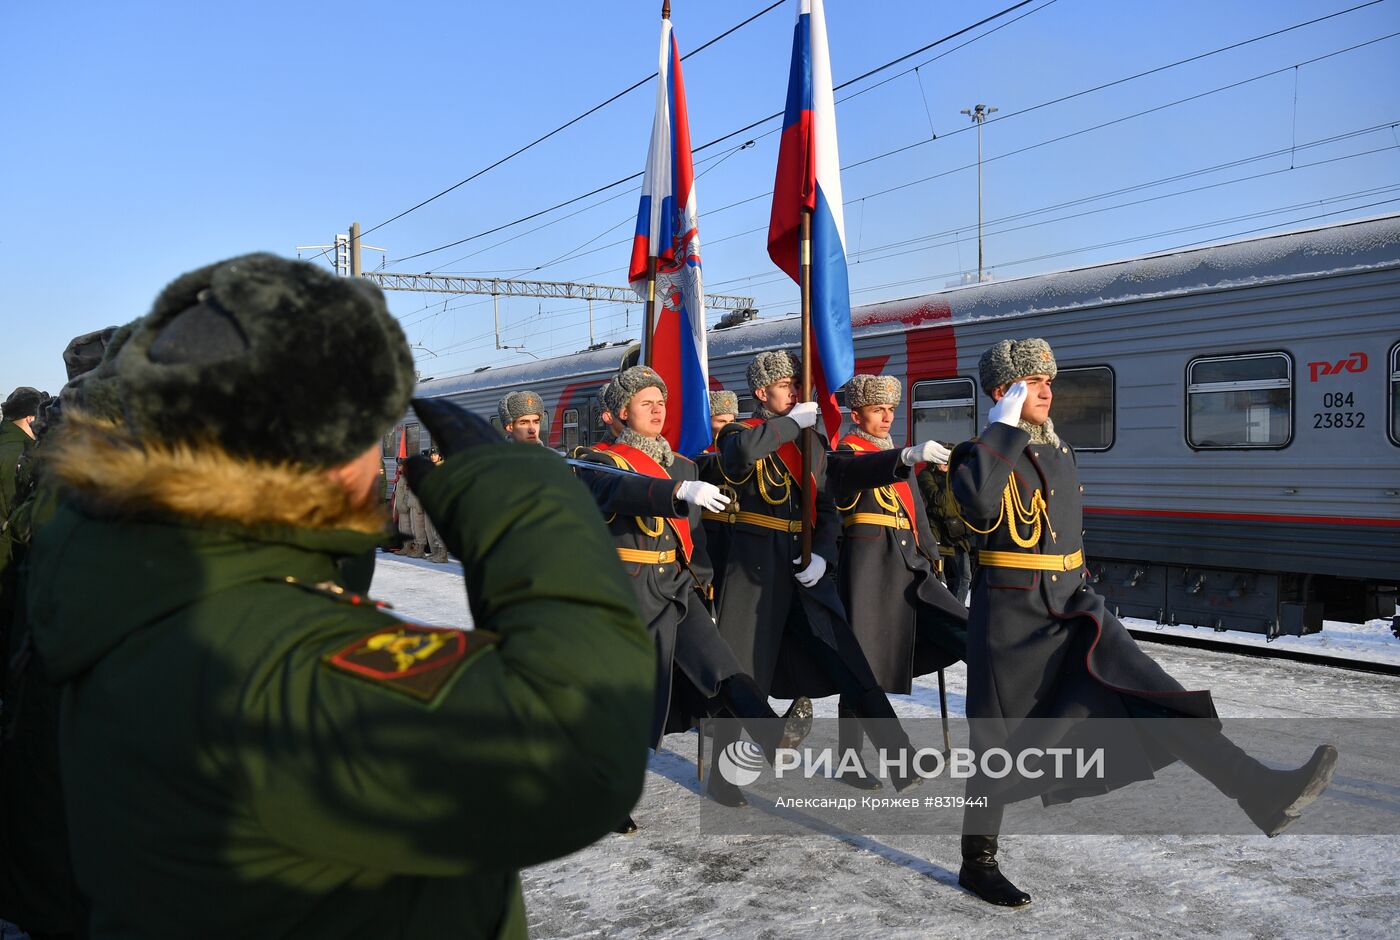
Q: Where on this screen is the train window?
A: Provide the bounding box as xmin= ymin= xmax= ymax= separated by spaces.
xmin=562 ymin=409 xmax=579 ymax=450
xmin=911 ymin=378 xmax=977 ymax=445
xmin=737 ymin=396 xmax=756 ymax=417
xmin=1053 ymin=366 xmax=1114 ymax=451
xmin=489 ymin=415 xmax=502 ymax=432
xmin=1187 ymin=353 xmax=1292 ymax=448
xmin=382 ymin=430 xmax=398 ymax=458
xmin=403 ymin=423 xmax=422 ymax=455
xmin=1390 ymin=342 xmax=1400 ymax=446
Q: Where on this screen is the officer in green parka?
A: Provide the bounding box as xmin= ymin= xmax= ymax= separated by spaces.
xmin=0 ymin=387 xmax=42 ymax=594
xmin=26 ymin=254 xmax=655 ymax=939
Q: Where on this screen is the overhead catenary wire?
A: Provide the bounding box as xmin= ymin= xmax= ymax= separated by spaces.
xmin=388 ymin=0 xmax=1384 ymax=270
xmin=387 ymin=0 xmax=1058 ymax=267
xmin=300 ymin=1 xmax=789 ymax=268
xmin=507 ymin=121 xmax=1400 ymax=283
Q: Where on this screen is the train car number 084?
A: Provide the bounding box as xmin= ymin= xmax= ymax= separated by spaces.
xmin=1314 ymin=392 xmax=1365 ymax=429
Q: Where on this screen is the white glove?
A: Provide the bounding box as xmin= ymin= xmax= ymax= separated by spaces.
xmin=901 ymin=440 xmax=951 ymax=467
xmin=792 ymin=554 xmax=827 ymax=587
xmin=988 ymin=380 xmax=1028 ymax=427
xmin=787 ymin=401 xmax=819 ymax=429
xmin=675 ymin=479 xmax=731 ymax=512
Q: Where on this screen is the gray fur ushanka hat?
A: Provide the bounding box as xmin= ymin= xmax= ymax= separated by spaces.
xmin=978 ymin=337 xmax=1057 ymax=394
xmin=708 ymin=390 xmax=739 ymax=416
xmin=747 ymin=350 xmax=800 ymax=393
xmin=845 ymin=374 xmax=901 ymax=409
xmin=113 ymin=253 xmax=416 ymax=467
xmin=604 ymin=365 xmax=667 ymax=414
xmin=497 ymin=389 xmax=545 ymax=426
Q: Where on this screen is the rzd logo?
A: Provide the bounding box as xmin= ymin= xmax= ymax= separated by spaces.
xmin=1307 ymin=352 xmax=1367 ymax=383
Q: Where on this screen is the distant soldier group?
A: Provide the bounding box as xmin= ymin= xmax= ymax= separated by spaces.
xmin=0 ymin=252 xmax=1340 ymax=938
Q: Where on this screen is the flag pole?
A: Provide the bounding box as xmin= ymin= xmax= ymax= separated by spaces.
xmin=799 ymin=207 xmax=814 ymax=568
xmin=644 ymin=256 xmax=657 ymax=367
xmin=642 ymin=0 xmax=670 ymax=369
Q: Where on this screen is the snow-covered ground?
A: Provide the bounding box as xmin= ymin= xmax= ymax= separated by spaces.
xmin=372 ymin=554 xmax=1400 ymax=938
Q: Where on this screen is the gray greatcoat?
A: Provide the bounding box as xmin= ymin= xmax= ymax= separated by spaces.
xmin=578 ymin=447 xmax=741 ymax=745
xmin=831 ymin=439 xmax=967 ymax=693
xmin=950 ymin=422 xmax=1219 ymax=806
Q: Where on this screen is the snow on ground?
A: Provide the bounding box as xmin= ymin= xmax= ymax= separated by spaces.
xmin=1121 ymin=616 xmax=1400 ymax=668
xmin=372 ymin=555 xmax=1400 ymax=939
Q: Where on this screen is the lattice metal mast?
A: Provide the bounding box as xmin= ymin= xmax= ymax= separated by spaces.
xmin=360 ymin=271 xmax=757 ymax=312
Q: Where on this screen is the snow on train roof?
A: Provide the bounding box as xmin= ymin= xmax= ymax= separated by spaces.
xmin=848 ymin=212 xmax=1400 ymax=331
xmin=416 ymin=214 xmax=1400 ymax=396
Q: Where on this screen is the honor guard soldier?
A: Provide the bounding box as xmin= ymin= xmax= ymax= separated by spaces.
xmin=498 ymin=389 xmax=546 ymax=444
xmin=950 ymin=337 xmax=1338 ymax=907
xmin=577 ymin=367 xmax=812 ymax=825
xmin=831 ymin=375 xmax=968 ymax=786
xmin=707 ymin=389 xmax=739 ymax=444
xmin=25 ymin=255 xmax=654 ymax=938
xmin=697 ymin=389 xmax=740 ymax=576
xmin=702 ymin=351 xmax=923 ymax=801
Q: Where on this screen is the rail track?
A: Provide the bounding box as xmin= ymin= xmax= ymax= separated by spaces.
xmin=1126 ymin=626 xmax=1400 ymax=677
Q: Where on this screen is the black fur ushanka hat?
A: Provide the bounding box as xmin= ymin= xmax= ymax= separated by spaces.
xmin=114 ymin=253 xmax=416 ymax=467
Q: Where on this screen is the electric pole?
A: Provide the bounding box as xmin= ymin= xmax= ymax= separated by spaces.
xmin=960 ymin=103 xmax=997 ymax=283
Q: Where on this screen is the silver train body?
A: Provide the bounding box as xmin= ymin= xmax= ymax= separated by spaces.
xmin=396 ymin=215 xmax=1400 ymax=637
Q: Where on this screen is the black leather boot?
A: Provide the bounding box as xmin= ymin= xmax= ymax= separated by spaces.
xmin=836 ymin=697 xmax=882 ymax=790
xmin=615 ymin=815 xmax=639 ymax=835
xmin=846 ymin=687 xmax=922 ymax=792
xmin=1236 ymin=745 xmax=1338 ymax=837
xmin=704 ymin=720 xmax=750 ymax=808
xmin=714 ymin=674 xmax=812 ymax=761
xmin=1138 ymin=716 xmax=1338 ymax=837
xmin=959 ymin=835 xmax=1031 ymax=907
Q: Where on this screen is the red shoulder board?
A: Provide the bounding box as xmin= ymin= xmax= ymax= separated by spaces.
xmin=324 ymin=624 xmax=495 ymax=701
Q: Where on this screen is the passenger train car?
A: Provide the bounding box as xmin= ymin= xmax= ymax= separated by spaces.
xmin=392 ymin=214 xmax=1400 ymax=638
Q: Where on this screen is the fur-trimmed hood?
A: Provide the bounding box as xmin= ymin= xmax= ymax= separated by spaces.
xmin=30 ymin=413 xmax=391 ymax=684
xmin=47 ymin=412 xmax=390 ymax=535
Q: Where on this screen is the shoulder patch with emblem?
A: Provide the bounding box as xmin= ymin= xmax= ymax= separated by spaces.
xmin=324 ymin=624 xmax=494 ymax=701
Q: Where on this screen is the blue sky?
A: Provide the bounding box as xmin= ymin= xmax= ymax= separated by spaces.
xmin=3 ymin=0 xmax=1398 ymax=393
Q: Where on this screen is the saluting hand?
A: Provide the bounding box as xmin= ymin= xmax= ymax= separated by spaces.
xmin=988 ymin=381 xmax=1028 ymax=428
xmin=675 ymin=480 xmax=730 ymax=512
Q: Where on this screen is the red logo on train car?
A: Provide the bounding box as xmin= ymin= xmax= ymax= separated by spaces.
xmin=1306 ymin=352 xmax=1367 ymax=382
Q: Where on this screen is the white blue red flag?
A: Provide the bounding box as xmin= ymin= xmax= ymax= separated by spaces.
xmin=768 ymin=0 xmax=854 ymax=442
xmin=629 ymin=16 xmax=710 ymax=455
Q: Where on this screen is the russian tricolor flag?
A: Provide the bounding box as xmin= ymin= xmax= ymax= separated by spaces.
xmin=768 ymin=0 xmax=854 ymax=443
xmin=629 ymin=15 xmax=711 ymax=456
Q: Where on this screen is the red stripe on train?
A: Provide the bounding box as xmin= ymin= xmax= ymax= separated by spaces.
xmin=1084 ymin=507 xmax=1400 ymax=527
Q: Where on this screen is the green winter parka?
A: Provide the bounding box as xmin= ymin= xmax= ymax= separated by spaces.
xmin=27 ymin=417 xmax=654 ymax=939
